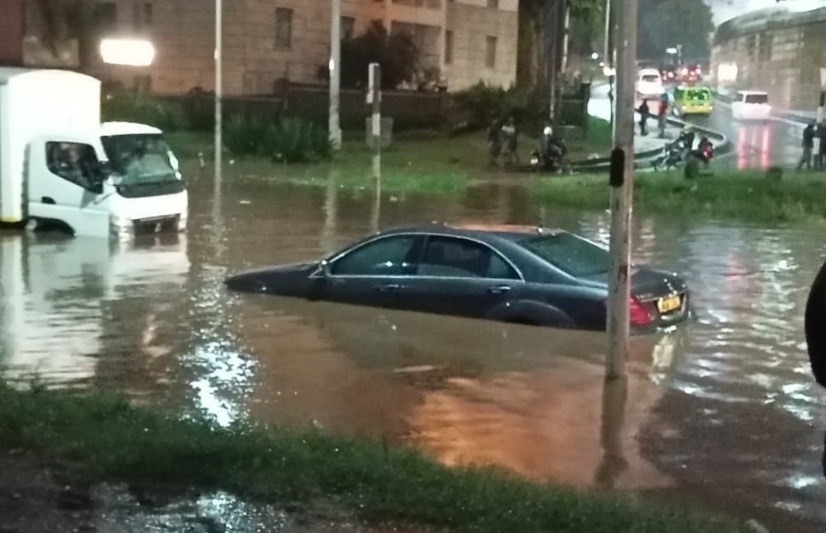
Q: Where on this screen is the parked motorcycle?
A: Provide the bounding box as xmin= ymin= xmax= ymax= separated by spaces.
xmin=651 ymin=139 xmax=686 ymax=171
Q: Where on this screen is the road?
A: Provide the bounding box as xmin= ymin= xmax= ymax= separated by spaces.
xmin=590 ymin=82 xmax=806 ymax=170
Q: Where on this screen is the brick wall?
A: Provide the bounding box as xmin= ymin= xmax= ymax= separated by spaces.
xmin=444 ymin=1 xmax=518 ymax=91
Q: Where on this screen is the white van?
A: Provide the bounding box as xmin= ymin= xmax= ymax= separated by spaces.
xmin=731 ymin=90 xmax=772 ymax=121
xmin=636 ymin=69 xmax=663 ymax=98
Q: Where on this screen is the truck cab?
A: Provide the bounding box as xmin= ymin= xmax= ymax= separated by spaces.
xmin=0 ymin=68 xmax=188 ymax=238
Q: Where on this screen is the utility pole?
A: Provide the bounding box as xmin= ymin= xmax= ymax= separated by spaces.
xmin=605 ymin=0 xmax=638 ymax=380
xmin=818 ymin=68 xmax=826 ymax=125
xmin=329 ymin=0 xmax=342 ymax=150
xmin=604 ymin=0 xmax=615 ymax=126
xmin=214 ymin=0 xmax=222 ymax=186
xmin=368 ymin=63 xmax=381 ymax=181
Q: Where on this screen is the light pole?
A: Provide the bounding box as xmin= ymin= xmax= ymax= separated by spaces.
xmin=329 ymin=0 xmax=342 ymax=149
xmin=215 ymin=0 xmax=222 ymax=189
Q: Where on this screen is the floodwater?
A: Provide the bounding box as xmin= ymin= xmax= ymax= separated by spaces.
xmin=1 ymin=170 xmax=825 ymax=532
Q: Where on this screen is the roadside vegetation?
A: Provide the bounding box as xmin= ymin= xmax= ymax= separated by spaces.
xmin=0 ymin=382 xmax=746 ymax=533
xmin=530 ymin=171 xmax=826 ymax=224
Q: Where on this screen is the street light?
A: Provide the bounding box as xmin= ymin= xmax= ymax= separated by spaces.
xmin=99 ymin=38 xmax=155 ymax=66
xmin=591 ymin=52 xmax=600 ymax=60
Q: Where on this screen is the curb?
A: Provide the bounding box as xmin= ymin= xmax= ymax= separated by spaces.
xmin=570 ymin=116 xmax=730 ymax=173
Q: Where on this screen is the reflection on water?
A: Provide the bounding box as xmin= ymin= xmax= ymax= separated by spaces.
xmin=1 ymin=176 xmax=825 ymax=531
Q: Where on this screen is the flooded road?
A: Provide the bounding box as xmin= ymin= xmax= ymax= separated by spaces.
xmin=1 ymin=172 xmax=825 ymax=532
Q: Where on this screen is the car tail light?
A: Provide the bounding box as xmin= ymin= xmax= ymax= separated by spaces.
xmin=629 ymin=297 xmax=652 ymax=326
xmin=605 ymin=297 xmax=653 ymax=326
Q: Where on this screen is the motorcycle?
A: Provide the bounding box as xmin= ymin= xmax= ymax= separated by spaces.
xmin=651 ymin=139 xmax=686 ymax=171
xmin=531 ymin=134 xmax=568 ymax=173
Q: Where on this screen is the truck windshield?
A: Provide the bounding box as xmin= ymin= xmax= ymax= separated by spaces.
xmin=101 ymin=134 xmax=180 ymax=184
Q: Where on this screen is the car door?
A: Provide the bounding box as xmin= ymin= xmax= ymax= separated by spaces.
xmin=29 ymin=138 xmax=109 ymax=237
xmin=321 ymin=234 xmax=424 ymax=310
xmin=398 ymin=235 xmax=524 ymax=319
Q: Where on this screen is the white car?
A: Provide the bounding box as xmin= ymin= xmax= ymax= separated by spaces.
xmin=636 ymin=69 xmax=663 ymax=98
xmin=731 ymin=90 xmax=771 ymax=121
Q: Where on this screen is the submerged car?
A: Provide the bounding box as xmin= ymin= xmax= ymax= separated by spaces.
xmin=225 ymin=225 xmax=692 ymax=333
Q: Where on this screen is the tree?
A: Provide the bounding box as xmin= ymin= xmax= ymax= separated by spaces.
xmin=325 ymin=22 xmax=419 ymax=90
xmin=637 ymin=0 xmax=714 ymax=62
xmin=516 ymin=0 xmax=603 ymax=90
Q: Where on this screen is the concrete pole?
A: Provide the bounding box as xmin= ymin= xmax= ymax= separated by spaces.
xmin=604 ymin=0 xmax=615 ymax=126
xmin=214 ymin=0 xmax=222 ymax=187
xmin=329 ymin=0 xmax=342 ymax=150
xmin=605 ymin=0 xmax=638 ymax=381
xmin=369 ymin=62 xmax=381 ymax=181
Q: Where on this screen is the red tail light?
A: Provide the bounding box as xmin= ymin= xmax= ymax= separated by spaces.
xmin=629 ymin=297 xmax=652 ymax=326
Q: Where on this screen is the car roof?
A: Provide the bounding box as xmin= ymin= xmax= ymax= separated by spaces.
xmin=737 ymin=90 xmax=768 ymax=95
xmin=377 ymin=224 xmax=570 ymax=244
xmin=638 ymin=69 xmax=661 ymax=75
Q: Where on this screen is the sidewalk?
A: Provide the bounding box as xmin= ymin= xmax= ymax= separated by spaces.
xmin=588 ymin=84 xmax=681 ymax=156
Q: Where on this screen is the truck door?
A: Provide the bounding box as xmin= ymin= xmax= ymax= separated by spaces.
xmin=27 ymin=136 xmax=111 ymax=238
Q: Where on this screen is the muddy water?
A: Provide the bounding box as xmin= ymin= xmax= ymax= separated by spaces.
xmin=1 ymin=172 xmax=825 ymax=532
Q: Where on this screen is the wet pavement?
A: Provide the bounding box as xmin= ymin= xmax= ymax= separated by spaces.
xmin=589 ymin=82 xmax=805 ymax=171
xmin=1 ymin=174 xmax=826 ymax=532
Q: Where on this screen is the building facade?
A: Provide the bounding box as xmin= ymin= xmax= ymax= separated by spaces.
xmin=67 ymin=0 xmax=518 ymax=95
xmin=710 ymin=5 xmax=826 ymax=111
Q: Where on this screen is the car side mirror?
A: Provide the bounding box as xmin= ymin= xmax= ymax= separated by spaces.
xmin=320 ymin=260 xmax=332 ymax=277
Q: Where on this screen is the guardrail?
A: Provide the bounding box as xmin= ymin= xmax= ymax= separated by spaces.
xmin=570 ymin=116 xmax=730 ymax=173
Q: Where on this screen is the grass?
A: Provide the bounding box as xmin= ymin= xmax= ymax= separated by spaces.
xmin=166 ymin=120 xmax=614 ymax=195
xmin=530 ymin=171 xmax=826 ymax=224
xmin=0 ymin=383 xmax=747 ymax=533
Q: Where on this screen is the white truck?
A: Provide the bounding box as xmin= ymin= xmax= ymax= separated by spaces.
xmin=0 ymin=68 xmax=188 ymax=238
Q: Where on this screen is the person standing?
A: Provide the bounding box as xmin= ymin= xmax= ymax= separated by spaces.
xmin=797 ymin=122 xmax=816 ymax=170
xmin=637 ymin=100 xmax=650 ymax=136
xmin=657 ymin=94 xmax=669 ymax=138
xmin=818 ymin=120 xmax=826 ymax=170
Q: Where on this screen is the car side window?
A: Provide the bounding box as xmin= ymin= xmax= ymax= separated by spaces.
xmin=46 ymin=142 xmax=101 ymax=193
xmin=418 ymin=236 xmax=520 ymax=280
xmin=330 ymin=235 xmax=420 ymax=276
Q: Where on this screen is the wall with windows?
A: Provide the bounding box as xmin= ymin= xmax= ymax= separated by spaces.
xmin=443 ymin=0 xmax=518 ymax=91
xmin=87 ymin=0 xmax=518 ymax=95
xmin=710 ymin=6 xmax=826 ymax=111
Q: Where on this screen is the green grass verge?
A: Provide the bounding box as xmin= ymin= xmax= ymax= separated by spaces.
xmin=530 ymin=171 xmax=826 ymax=224
xmin=166 ymin=123 xmax=613 ymax=195
xmin=0 ymin=383 xmax=746 ymax=533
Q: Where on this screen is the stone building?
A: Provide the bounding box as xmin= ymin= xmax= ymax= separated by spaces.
xmin=49 ymin=0 xmax=519 ymax=96
xmin=710 ymin=4 xmax=826 ymax=111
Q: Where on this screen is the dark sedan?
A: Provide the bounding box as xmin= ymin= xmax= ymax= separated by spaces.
xmin=225 ymin=225 xmax=692 ymax=332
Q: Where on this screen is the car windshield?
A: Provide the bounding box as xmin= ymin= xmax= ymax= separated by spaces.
xmin=641 ymin=75 xmax=660 ymax=82
xmin=101 ymin=134 xmax=180 ymax=184
xmin=745 ymin=93 xmax=769 ymax=104
xmin=519 ymin=233 xmax=610 ymax=278
xmin=686 ymin=89 xmax=710 ymax=101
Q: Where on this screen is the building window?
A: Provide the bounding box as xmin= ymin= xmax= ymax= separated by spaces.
xmin=275 ymin=7 xmax=293 ymax=49
xmin=93 ymin=2 xmax=118 ymax=36
xmin=485 ymin=35 xmax=497 ymax=68
xmin=133 ymin=2 xmax=152 ymax=29
xmin=444 ymin=30 xmax=453 ymax=65
xmin=487 ymin=0 xmax=498 ymax=8
xmin=342 ymin=16 xmax=356 ymax=39
xmin=758 ymin=32 xmax=772 ymax=62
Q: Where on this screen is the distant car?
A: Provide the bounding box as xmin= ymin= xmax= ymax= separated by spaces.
xmin=225 ymin=225 xmax=692 ymax=333
xmin=679 ymin=64 xmax=703 ymax=83
xmin=731 ymin=90 xmax=771 ymax=121
xmin=660 ymin=66 xmax=678 ymax=83
xmin=672 ymin=85 xmax=713 ymax=116
xmin=636 ymin=68 xmax=664 ymax=98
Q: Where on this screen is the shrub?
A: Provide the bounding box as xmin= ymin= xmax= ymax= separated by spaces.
xmin=223 ymin=114 xmax=332 ymax=164
xmin=451 ymin=83 xmax=546 ymax=133
xmin=101 ymin=90 xmax=187 ymax=132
